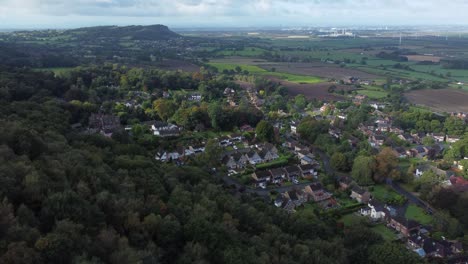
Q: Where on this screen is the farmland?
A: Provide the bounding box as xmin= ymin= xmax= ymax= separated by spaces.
xmin=208 ymin=61 xmax=323 ymax=84
xmin=282 ymin=80 xmax=349 ymax=101
xmin=405 ymin=88 xmax=468 ymax=113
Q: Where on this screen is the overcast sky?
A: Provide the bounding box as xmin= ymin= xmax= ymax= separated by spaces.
xmin=0 ymin=0 xmax=467 ymax=29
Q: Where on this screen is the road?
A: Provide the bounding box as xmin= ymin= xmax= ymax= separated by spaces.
xmin=222 ymin=175 xmax=312 ymax=196
xmin=386 ymin=179 xmax=435 ymax=213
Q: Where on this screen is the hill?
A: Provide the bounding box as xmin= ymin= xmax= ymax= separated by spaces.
xmin=66 ymin=24 xmax=181 ymax=41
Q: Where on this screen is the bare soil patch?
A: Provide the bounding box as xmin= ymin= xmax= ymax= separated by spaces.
xmin=268 ymin=77 xmax=351 ymax=101
xmin=405 ymin=89 xmax=468 ymax=112
xmin=406 ymin=55 xmax=441 ymax=63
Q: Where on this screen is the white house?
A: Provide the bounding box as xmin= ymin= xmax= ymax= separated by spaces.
xmin=151 ymin=121 xmax=181 ymax=137
xmin=361 ymin=200 xmax=387 ymax=220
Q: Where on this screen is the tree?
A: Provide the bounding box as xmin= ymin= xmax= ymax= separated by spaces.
xmin=422 ymin=136 xmax=435 ymax=146
xmin=1 ymin=242 xmax=42 ymax=264
xmin=297 ymin=118 xmax=329 ymax=144
xmin=294 ymin=94 xmax=307 ymax=110
xmin=207 ymin=102 xmax=224 ymax=130
xmin=153 ymin=98 xmax=177 ymax=121
xmin=374 ymin=147 xmax=400 ymax=182
xmin=351 ymin=156 xmax=376 ymax=185
xmin=255 ymin=120 xmax=275 ymax=142
xmin=331 ymin=152 xmax=348 ymax=172
xmin=368 ymin=242 xmax=422 ymax=264
xmin=445 ymin=116 xmax=466 ymax=136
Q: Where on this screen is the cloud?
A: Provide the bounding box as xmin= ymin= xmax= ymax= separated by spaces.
xmin=0 ymin=0 xmax=468 ymax=28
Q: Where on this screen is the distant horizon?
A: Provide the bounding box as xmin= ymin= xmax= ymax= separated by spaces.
xmin=2 ymin=24 xmax=468 ymax=33
xmin=2 ymin=0 xmax=468 ymax=30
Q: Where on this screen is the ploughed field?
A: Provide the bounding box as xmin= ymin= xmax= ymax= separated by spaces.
xmin=405 ymin=88 xmax=468 ymax=113
xmin=272 ymin=78 xmax=351 ymax=101
xmin=259 ymin=62 xmax=379 ymax=80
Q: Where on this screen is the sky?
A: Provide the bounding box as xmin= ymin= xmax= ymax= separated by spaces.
xmin=1 ymin=0 xmax=468 ymax=29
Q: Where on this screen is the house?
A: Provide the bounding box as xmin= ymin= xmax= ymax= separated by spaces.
xmin=411 ymin=146 xmax=428 ymax=158
xmin=431 ymin=133 xmax=446 ymax=143
xmin=270 ymin=168 xmax=286 ymax=184
xmin=370 ymin=103 xmax=386 ymax=110
xmin=257 ymin=143 xmax=279 ymax=154
xmin=189 ymin=144 xmax=205 ymax=154
xmin=259 ymin=149 xmax=279 ymax=162
xmin=246 ymin=151 xmax=263 ymax=165
xmin=155 ymin=149 xmax=184 ymax=163
xmin=338 ymin=176 xmax=353 ymax=190
xmin=407 ymin=235 xmax=429 ymax=257
xmin=290 ymin=121 xmax=299 ymax=134
xmin=299 ymin=164 xmax=318 ymax=179
xmin=151 ymin=121 xmax=181 ymax=137
xmin=350 ymin=186 xmax=371 ymax=204
xmin=187 ymin=93 xmax=202 ymax=102
xmin=398 ymin=134 xmax=415 ymax=144
xmin=389 ymin=216 xmax=420 ymax=237
xmin=240 ymin=124 xmax=254 ymax=132
xmin=223 ymin=152 xmax=249 ymax=169
xmin=304 ymin=183 xmax=332 ymax=202
xmin=393 ymin=147 xmax=408 ymax=158
xmin=411 ymin=132 xmax=427 ymax=144
xmin=229 ymin=133 xmax=243 ymax=142
xmin=450 ymin=176 xmax=468 ymax=192
xmin=294 ymin=144 xmax=308 ymax=153
xmin=252 ymin=170 xmax=272 ymax=188
xmin=223 ymin=87 xmax=235 ymax=96
xmin=370 ymin=135 xmax=386 ymax=147
xmin=389 ymin=127 xmax=404 ymax=135
xmin=284 ymin=166 xmax=301 ymax=181
xmin=447 ymin=135 xmax=461 ymax=143
xmin=275 ymin=195 xmax=296 ymax=213
xmin=88 ymin=113 xmax=121 ymax=136
xmin=415 ymin=164 xmax=454 ymax=179
xmin=423 ymin=238 xmax=446 ymax=258
xmin=376 ymin=123 xmax=390 ymax=132
xmin=285 ymin=190 xmax=307 ymax=206
xmin=328 ymin=128 xmax=342 ymax=139
xmin=300 ymin=155 xmax=316 ymax=165
xmin=361 ymin=200 xmax=387 ymax=221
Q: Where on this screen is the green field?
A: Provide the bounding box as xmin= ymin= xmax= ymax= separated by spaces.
xmin=208 ymin=62 xmax=322 ymax=84
xmin=405 ymin=204 xmax=433 ymax=225
xmin=216 ymin=47 xmax=268 ymax=57
xmin=357 ymin=89 xmax=389 ymax=99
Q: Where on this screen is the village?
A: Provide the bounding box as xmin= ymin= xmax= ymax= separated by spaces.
xmin=70 ymin=69 xmax=468 ymax=263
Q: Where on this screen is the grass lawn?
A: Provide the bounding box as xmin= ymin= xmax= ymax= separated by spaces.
xmin=371 ymin=224 xmax=397 ymax=241
xmin=208 ymin=62 xmax=322 ymax=84
xmin=371 ymin=185 xmax=404 ymax=204
xmin=405 ymin=204 xmax=433 ymax=225
xmin=299 ymin=203 xmax=319 ymax=216
xmin=339 ymin=213 xmax=363 ymax=227
xmin=357 ymin=89 xmax=389 ymax=99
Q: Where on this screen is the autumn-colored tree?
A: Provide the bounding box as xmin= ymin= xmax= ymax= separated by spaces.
xmin=153 ymin=98 xmax=177 ymax=121
xmin=374 ymin=147 xmax=400 ymax=183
